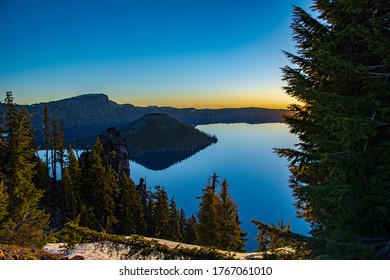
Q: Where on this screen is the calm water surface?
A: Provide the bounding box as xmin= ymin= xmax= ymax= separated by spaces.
xmin=131 ymin=123 xmax=310 ymax=251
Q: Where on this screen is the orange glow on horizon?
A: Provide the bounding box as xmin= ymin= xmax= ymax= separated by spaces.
xmin=115 ymin=92 xmax=295 ymax=110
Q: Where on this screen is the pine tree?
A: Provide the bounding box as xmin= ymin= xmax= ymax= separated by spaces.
xmin=89 ymin=138 xmax=119 ymax=232
xmin=196 ymin=174 xmax=246 ymax=250
xmin=185 ymin=214 xmax=198 ymax=245
xmin=277 ymin=1 xmax=390 ymax=258
xmin=252 ymin=219 xmax=311 ymax=260
xmin=0 ymin=180 xmax=8 ymax=223
xmin=43 ymin=105 xmax=50 ymax=176
xmin=179 ymin=209 xmax=187 ymax=243
xmin=168 ymin=198 xmax=182 ymax=242
xmin=196 ymin=175 xmax=220 ymax=247
xmin=56 ymin=119 xmax=65 ymax=177
xmin=0 ymin=180 xmax=9 ymax=240
xmin=145 ymin=188 xmax=156 ymax=237
xmin=117 ymin=172 xmax=146 ymax=235
xmin=2 ymin=93 xmax=49 ymax=246
xmin=62 ymin=145 xmax=82 ymax=220
xmin=51 ymin=113 xmax=58 ymax=182
xmin=216 ymin=179 xmax=246 ymax=251
xmin=153 ymin=186 xmax=170 ymax=239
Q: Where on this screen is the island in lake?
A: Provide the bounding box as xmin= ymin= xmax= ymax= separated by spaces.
xmin=74 ymin=113 xmax=218 ymax=170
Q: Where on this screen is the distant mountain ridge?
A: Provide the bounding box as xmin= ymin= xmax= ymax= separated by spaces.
xmin=0 ymin=93 xmax=289 ymax=142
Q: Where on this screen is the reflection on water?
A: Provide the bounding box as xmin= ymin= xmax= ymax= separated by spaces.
xmin=132 ymin=144 xmax=215 ymax=171
xmin=131 ymin=123 xmax=310 ymax=252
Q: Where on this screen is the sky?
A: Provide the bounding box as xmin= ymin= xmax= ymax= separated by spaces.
xmin=0 ymin=0 xmax=311 ymax=109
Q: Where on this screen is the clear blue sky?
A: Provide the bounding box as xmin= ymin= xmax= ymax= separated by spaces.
xmin=0 ymin=0 xmax=311 ymax=108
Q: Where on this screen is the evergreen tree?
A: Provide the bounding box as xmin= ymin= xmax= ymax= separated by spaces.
xmin=185 ymin=214 xmax=198 ymax=245
xmin=62 ymin=145 xmax=82 ymax=220
xmin=0 ymin=180 xmax=8 ymax=224
xmin=196 ymin=174 xmax=246 ymax=250
xmin=196 ymin=174 xmax=220 ymax=247
xmin=179 ymin=209 xmax=187 ymax=243
xmin=168 ymin=198 xmax=182 ymax=242
xmin=32 ymin=155 xmax=50 ymax=204
xmin=153 ymin=186 xmax=170 ymax=239
xmin=216 ymin=179 xmax=246 ymax=251
xmin=79 ymin=147 xmax=94 ymax=208
xmin=2 ymin=93 xmax=49 ymax=246
xmin=252 ymin=219 xmax=311 ymax=260
xmin=43 ymin=105 xmax=50 ymax=176
xmin=51 ymin=113 xmax=58 ymax=182
xmin=117 ymin=172 xmax=146 ymax=235
xmin=277 ymin=1 xmax=390 ymax=258
xmin=89 ymin=138 xmax=119 ymax=232
xmin=56 ymin=119 xmax=65 ymax=177
xmin=145 ymin=187 xmax=156 ymax=237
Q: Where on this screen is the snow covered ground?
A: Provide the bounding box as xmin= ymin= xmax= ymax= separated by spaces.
xmin=44 ymin=238 xmax=262 ymax=260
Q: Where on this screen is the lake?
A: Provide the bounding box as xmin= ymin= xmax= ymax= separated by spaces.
xmin=130 ymin=123 xmax=310 ymax=252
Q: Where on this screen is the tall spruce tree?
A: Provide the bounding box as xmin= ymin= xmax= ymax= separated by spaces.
xmin=216 ymin=179 xmax=246 ymax=251
xmin=197 ymin=174 xmax=246 ymax=250
xmin=277 ymin=1 xmax=390 ymax=258
xmin=179 ymin=209 xmax=187 ymax=243
xmin=89 ymin=138 xmax=119 ymax=232
xmin=56 ymin=119 xmax=65 ymax=177
xmin=153 ymin=186 xmax=170 ymax=239
xmin=196 ymin=176 xmax=219 ymax=247
xmin=51 ymin=113 xmax=58 ymax=182
xmin=0 ymin=180 xmax=8 ymax=224
xmin=2 ymin=93 xmax=49 ymax=246
xmin=117 ymin=172 xmax=146 ymax=235
xmin=168 ymin=198 xmax=183 ymax=242
xmin=62 ymin=145 xmax=82 ymax=220
xmin=43 ymin=105 xmax=50 ymax=176
xmin=185 ymin=214 xmax=198 ymax=245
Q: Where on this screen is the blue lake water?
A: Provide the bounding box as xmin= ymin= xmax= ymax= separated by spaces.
xmin=131 ymin=123 xmax=310 ymax=252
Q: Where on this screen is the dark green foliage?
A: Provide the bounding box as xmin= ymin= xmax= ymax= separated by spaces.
xmin=144 ymin=187 xmax=156 ymax=237
xmin=32 ymin=156 xmax=50 ymax=205
xmin=216 ymin=179 xmax=246 ymax=251
xmin=277 ymin=1 xmax=390 ymax=259
xmin=51 ymin=113 xmax=59 ymax=182
xmin=196 ymin=177 xmax=219 ymax=247
xmin=0 ymin=92 xmax=49 ymax=247
xmin=89 ymin=138 xmax=120 ymax=232
xmin=252 ymin=219 xmax=311 ymax=260
xmin=117 ymin=173 xmax=147 ymax=235
xmin=56 ymin=119 xmax=65 ymax=176
xmin=62 ymin=146 xmax=82 ymax=220
xmin=185 ymin=214 xmax=198 ymax=245
xmin=78 ymin=204 xmax=97 ymax=230
xmin=168 ymin=198 xmax=183 ymax=242
xmin=43 ymin=105 xmax=50 ymax=177
xmin=179 ymin=209 xmax=187 ymax=242
xmin=0 ymin=181 xmax=8 ymax=224
xmin=153 ymin=186 xmax=170 ymax=239
xmin=196 ymin=174 xmax=246 ymax=251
